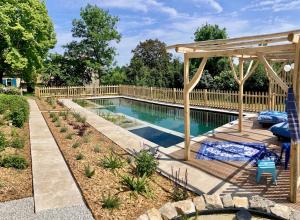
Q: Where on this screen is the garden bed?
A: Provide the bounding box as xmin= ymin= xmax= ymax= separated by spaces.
xmin=0 ymin=95 xmax=32 ymax=202
xmin=42 ymin=109 xmax=193 ymax=219
xmin=35 ymin=97 xmax=67 ymax=111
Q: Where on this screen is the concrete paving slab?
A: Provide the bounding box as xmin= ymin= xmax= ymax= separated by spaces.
xmin=28 ymin=100 xmax=85 ymax=212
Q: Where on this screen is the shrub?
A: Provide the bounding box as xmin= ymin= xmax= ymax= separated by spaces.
xmin=51 ymin=115 xmax=58 ymax=122
xmin=0 ymin=155 xmax=28 ymax=169
xmin=0 ymin=95 xmax=29 ymax=127
xmin=72 ymin=141 xmax=81 ymax=148
xmin=0 ymin=85 xmax=21 ymax=95
xmin=101 ymin=193 xmax=121 ymax=209
xmin=10 ymin=136 xmax=24 ymax=149
xmin=76 ymin=153 xmax=84 ymax=160
xmin=55 ymin=120 xmax=61 ymax=127
xmin=49 ymin=112 xmax=56 ymax=118
xmin=100 ymin=154 xmax=123 ymax=170
xmin=65 ymin=133 xmax=73 ymax=140
xmin=121 ymin=174 xmax=150 ymax=195
xmin=94 ymin=145 xmax=100 ymax=153
xmin=59 ymin=111 xmax=66 ymax=117
xmin=135 ymin=149 xmax=159 ymax=177
xmin=84 ymin=164 xmax=95 ymax=178
xmin=60 ymin=127 xmax=67 ymax=133
xmin=0 ymin=131 xmax=6 ymax=151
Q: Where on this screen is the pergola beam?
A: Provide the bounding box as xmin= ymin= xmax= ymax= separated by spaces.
xmin=258 ymin=55 xmax=289 ymax=93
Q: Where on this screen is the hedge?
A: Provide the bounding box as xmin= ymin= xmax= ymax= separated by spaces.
xmin=0 ymin=94 xmax=29 ymax=127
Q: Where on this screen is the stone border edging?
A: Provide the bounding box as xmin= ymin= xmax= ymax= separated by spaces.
xmin=137 ymin=194 xmax=300 ymax=220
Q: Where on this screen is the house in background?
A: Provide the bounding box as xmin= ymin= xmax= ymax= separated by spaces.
xmin=2 ymin=78 xmax=21 ymax=87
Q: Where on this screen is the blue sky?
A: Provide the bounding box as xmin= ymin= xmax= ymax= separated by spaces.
xmin=46 ymin=0 xmax=300 ymax=66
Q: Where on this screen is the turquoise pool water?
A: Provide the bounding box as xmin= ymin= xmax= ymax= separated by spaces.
xmin=88 ymin=97 xmax=237 ymax=136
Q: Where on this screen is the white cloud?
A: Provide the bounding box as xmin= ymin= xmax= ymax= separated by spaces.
xmin=193 ymin=0 xmax=223 ymax=13
xmin=242 ymin=0 xmax=300 ymax=12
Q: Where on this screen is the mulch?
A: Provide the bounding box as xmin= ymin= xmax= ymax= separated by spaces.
xmin=0 ymin=123 xmax=33 ymax=202
xmin=43 ymin=110 xmax=194 ymax=220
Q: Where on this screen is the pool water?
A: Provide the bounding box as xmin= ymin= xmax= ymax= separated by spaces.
xmin=88 ymin=97 xmax=237 ymax=136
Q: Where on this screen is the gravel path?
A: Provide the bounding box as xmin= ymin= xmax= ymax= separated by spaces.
xmin=0 ymin=197 xmax=94 ymax=220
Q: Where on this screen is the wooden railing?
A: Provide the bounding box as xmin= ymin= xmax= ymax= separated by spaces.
xmin=35 ymin=85 xmax=287 ymax=112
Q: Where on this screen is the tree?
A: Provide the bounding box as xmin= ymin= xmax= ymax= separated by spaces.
xmin=101 ymin=66 xmax=127 ymax=85
xmin=64 ymin=4 xmax=121 ymax=84
xmin=126 ymin=39 xmax=172 ymax=87
xmin=193 ymin=24 xmax=228 ymax=77
xmin=0 ymin=0 xmax=56 ymax=89
xmin=213 ymin=70 xmax=239 ymax=91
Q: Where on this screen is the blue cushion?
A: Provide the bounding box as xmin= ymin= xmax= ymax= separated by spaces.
xmin=270 ymin=122 xmax=290 ymax=139
xmin=258 ymin=111 xmax=287 ymax=124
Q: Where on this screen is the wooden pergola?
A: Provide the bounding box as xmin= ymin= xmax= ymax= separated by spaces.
xmin=167 ymin=29 xmax=300 ymax=202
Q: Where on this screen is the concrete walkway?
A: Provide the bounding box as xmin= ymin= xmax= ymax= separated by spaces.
xmin=28 ymin=100 xmax=88 ymax=213
xmin=62 ymin=99 xmax=231 ymax=195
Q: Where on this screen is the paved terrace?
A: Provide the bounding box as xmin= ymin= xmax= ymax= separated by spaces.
xmin=61 ymin=99 xmax=300 ymax=210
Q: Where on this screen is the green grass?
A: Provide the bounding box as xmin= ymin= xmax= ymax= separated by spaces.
xmin=101 ymin=193 xmax=121 ymax=209
xmin=100 ymin=154 xmax=124 ymax=170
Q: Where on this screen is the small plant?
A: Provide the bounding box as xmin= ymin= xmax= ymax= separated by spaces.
xmin=72 ymin=141 xmax=81 ymax=148
xmin=49 ymin=112 xmax=56 ymax=118
xmin=84 ymin=164 xmax=95 ymax=178
xmin=135 ymin=149 xmax=159 ymax=177
xmin=94 ymin=145 xmax=100 ymax=153
xmin=0 ymin=131 xmax=6 ymax=151
xmin=101 ymin=193 xmax=121 ymax=209
xmin=10 ymin=136 xmax=24 ymax=149
xmin=65 ymin=133 xmax=73 ymax=140
xmin=59 ymin=111 xmax=66 ymax=117
xmin=100 ymin=154 xmax=124 ymax=170
xmin=121 ymin=174 xmax=150 ymax=195
xmin=60 ymin=127 xmax=67 ymax=133
xmin=75 ymin=153 xmax=84 ymax=160
xmin=126 ymin=156 xmax=133 ymax=164
xmin=170 ymin=168 xmax=189 ymax=202
xmin=51 ymin=115 xmax=58 ymax=122
xmin=82 ymin=134 xmax=90 ymax=143
xmin=0 ymin=155 xmax=28 ymax=169
xmin=55 ymin=120 xmax=61 ymax=127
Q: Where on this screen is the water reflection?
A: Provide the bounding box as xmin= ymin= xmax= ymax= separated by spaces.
xmin=89 ymin=98 xmax=237 ymax=136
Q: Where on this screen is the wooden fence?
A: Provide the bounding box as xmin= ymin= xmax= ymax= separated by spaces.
xmin=35 ymin=85 xmax=286 ymax=112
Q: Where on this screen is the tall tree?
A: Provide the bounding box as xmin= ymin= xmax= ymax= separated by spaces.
xmin=64 ymin=4 xmax=121 ymax=84
xmin=193 ymin=24 xmax=228 ymax=77
xmin=126 ymin=39 xmax=172 ymax=87
xmin=0 ymin=0 xmax=56 ymax=89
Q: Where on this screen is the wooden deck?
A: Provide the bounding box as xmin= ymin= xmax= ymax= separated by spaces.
xmin=169 ymin=117 xmax=300 ymax=209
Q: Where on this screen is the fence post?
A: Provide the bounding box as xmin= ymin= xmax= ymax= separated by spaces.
xmin=150 ymin=87 xmax=153 ymax=100
xmin=204 ymin=89 xmax=208 ymax=106
xmin=133 ymin=86 xmax=136 ymax=97
xmin=272 ymin=93 xmax=276 ymax=110
xmin=173 ymin=88 xmax=176 ymax=103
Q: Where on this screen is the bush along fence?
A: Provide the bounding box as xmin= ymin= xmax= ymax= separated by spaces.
xmin=35 ymin=85 xmax=286 ymax=112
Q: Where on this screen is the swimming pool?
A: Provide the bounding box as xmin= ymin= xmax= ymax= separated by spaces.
xmin=88 ymin=97 xmax=237 ymax=137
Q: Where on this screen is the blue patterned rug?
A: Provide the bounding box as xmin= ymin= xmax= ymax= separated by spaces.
xmin=196 ymin=141 xmax=266 ymax=162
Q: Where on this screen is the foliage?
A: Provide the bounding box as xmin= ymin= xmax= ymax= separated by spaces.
xmin=212 ymin=70 xmax=239 ymax=91
xmin=0 ymin=155 xmax=28 ymax=169
xmin=100 ymin=154 xmax=124 ymax=170
xmin=65 ymin=133 xmax=73 ymax=140
xmin=0 ymin=131 xmax=6 ymax=151
xmin=101 ymin=193 xmax=121 ymax=209
xmin=54 ymin=120 xmax=61 ymax=127
xmin=84 ymin=164 xmax=95 ymax=178
xmin=101 ymin=66 xmax=127 ymax=85
xmin=60 ymin=127 xmax=68 ymax=133
xmin=72 ymin=141 xmax=81 ymax=149
xmin=170 ymin=168 xmax=189 ymax=202
xmin=244 ymin=63 xmax=269 ymax=92
xmin=121 ymin=174 xmax=150 ymax=196
xmin=41 ymin=4 xmax=121 ymax=86
xmin=75 ymin=153 xmax=84 ymax=160
xmin=0 ymin=94 xmax=29 ymax=127
xmin=10 ymin=136 xmax=24 ymax=149
xmin=126 ymin=39 xmax=178 ymax=88
xmin=135 ymin=149 xmax=159 ymax=177
xmin=197 ymin=70 xmax=213 ymax=89
xmin=0 ymin=0 xmax=56 ymax=88
xmin=94 ymin=145 xmax=100 ymax=153
xmin=0 ymin=85 xmax=21 ymax=95
xmin=73 ymin=99 xmax=90 ymax=107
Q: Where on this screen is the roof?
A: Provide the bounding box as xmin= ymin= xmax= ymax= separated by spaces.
xmin=166 ymin=29 xmax=300 ymax=60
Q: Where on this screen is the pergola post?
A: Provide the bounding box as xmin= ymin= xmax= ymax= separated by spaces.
xmin=238 ymin=58 xmax=244 ymax=132
xmin=183 ymin=54 xmax=191 ymax=160
xmin=290 ymin=38 xmax=300 ymax=203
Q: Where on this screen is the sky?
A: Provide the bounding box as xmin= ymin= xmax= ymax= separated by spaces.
xmin=45 ymin=0 xmax=300 ymax=66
